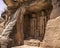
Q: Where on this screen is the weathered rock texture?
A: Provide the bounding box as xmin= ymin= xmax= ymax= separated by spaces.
xmin=3 ymin=0 xmax=52 ymax=45
xmin=43 ymin=16 xmax=60 ymax=48
xmin=2 ymin=0 xmax=52 ymax=47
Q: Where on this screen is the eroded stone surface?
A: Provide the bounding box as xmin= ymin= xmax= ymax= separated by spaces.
xmin=43 ymin=16 xmax=60 ymax=48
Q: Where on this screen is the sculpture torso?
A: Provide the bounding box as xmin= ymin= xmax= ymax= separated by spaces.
xmin=50 ymin=0 xmax=60 ymax=19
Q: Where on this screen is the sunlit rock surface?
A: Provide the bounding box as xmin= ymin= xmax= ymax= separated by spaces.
xmin=11 ymin=45 xmax=43 ymax=48
xmin=43 ymin=16 xmax=60 ymax=48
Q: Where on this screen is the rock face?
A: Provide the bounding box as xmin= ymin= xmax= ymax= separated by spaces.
xmin=43 ymin=16 xmax=60 ymax=48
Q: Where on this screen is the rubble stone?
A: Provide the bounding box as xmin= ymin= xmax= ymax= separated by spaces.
xmin=24 ymin=39 xmax=40 ymax=47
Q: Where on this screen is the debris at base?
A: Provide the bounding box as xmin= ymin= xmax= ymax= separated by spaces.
xmin=24 ymin=39 xmax=40 ymax=47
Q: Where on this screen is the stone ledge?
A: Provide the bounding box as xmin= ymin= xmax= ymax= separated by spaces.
xmin=11 ymin=45 xmax=43 ymax=48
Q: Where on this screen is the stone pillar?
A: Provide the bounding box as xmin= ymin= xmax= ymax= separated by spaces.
xmin=16 ymin=13 xmax=24 ymax=45
xmin=15 ymin=7 xmax=26 ymax=45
